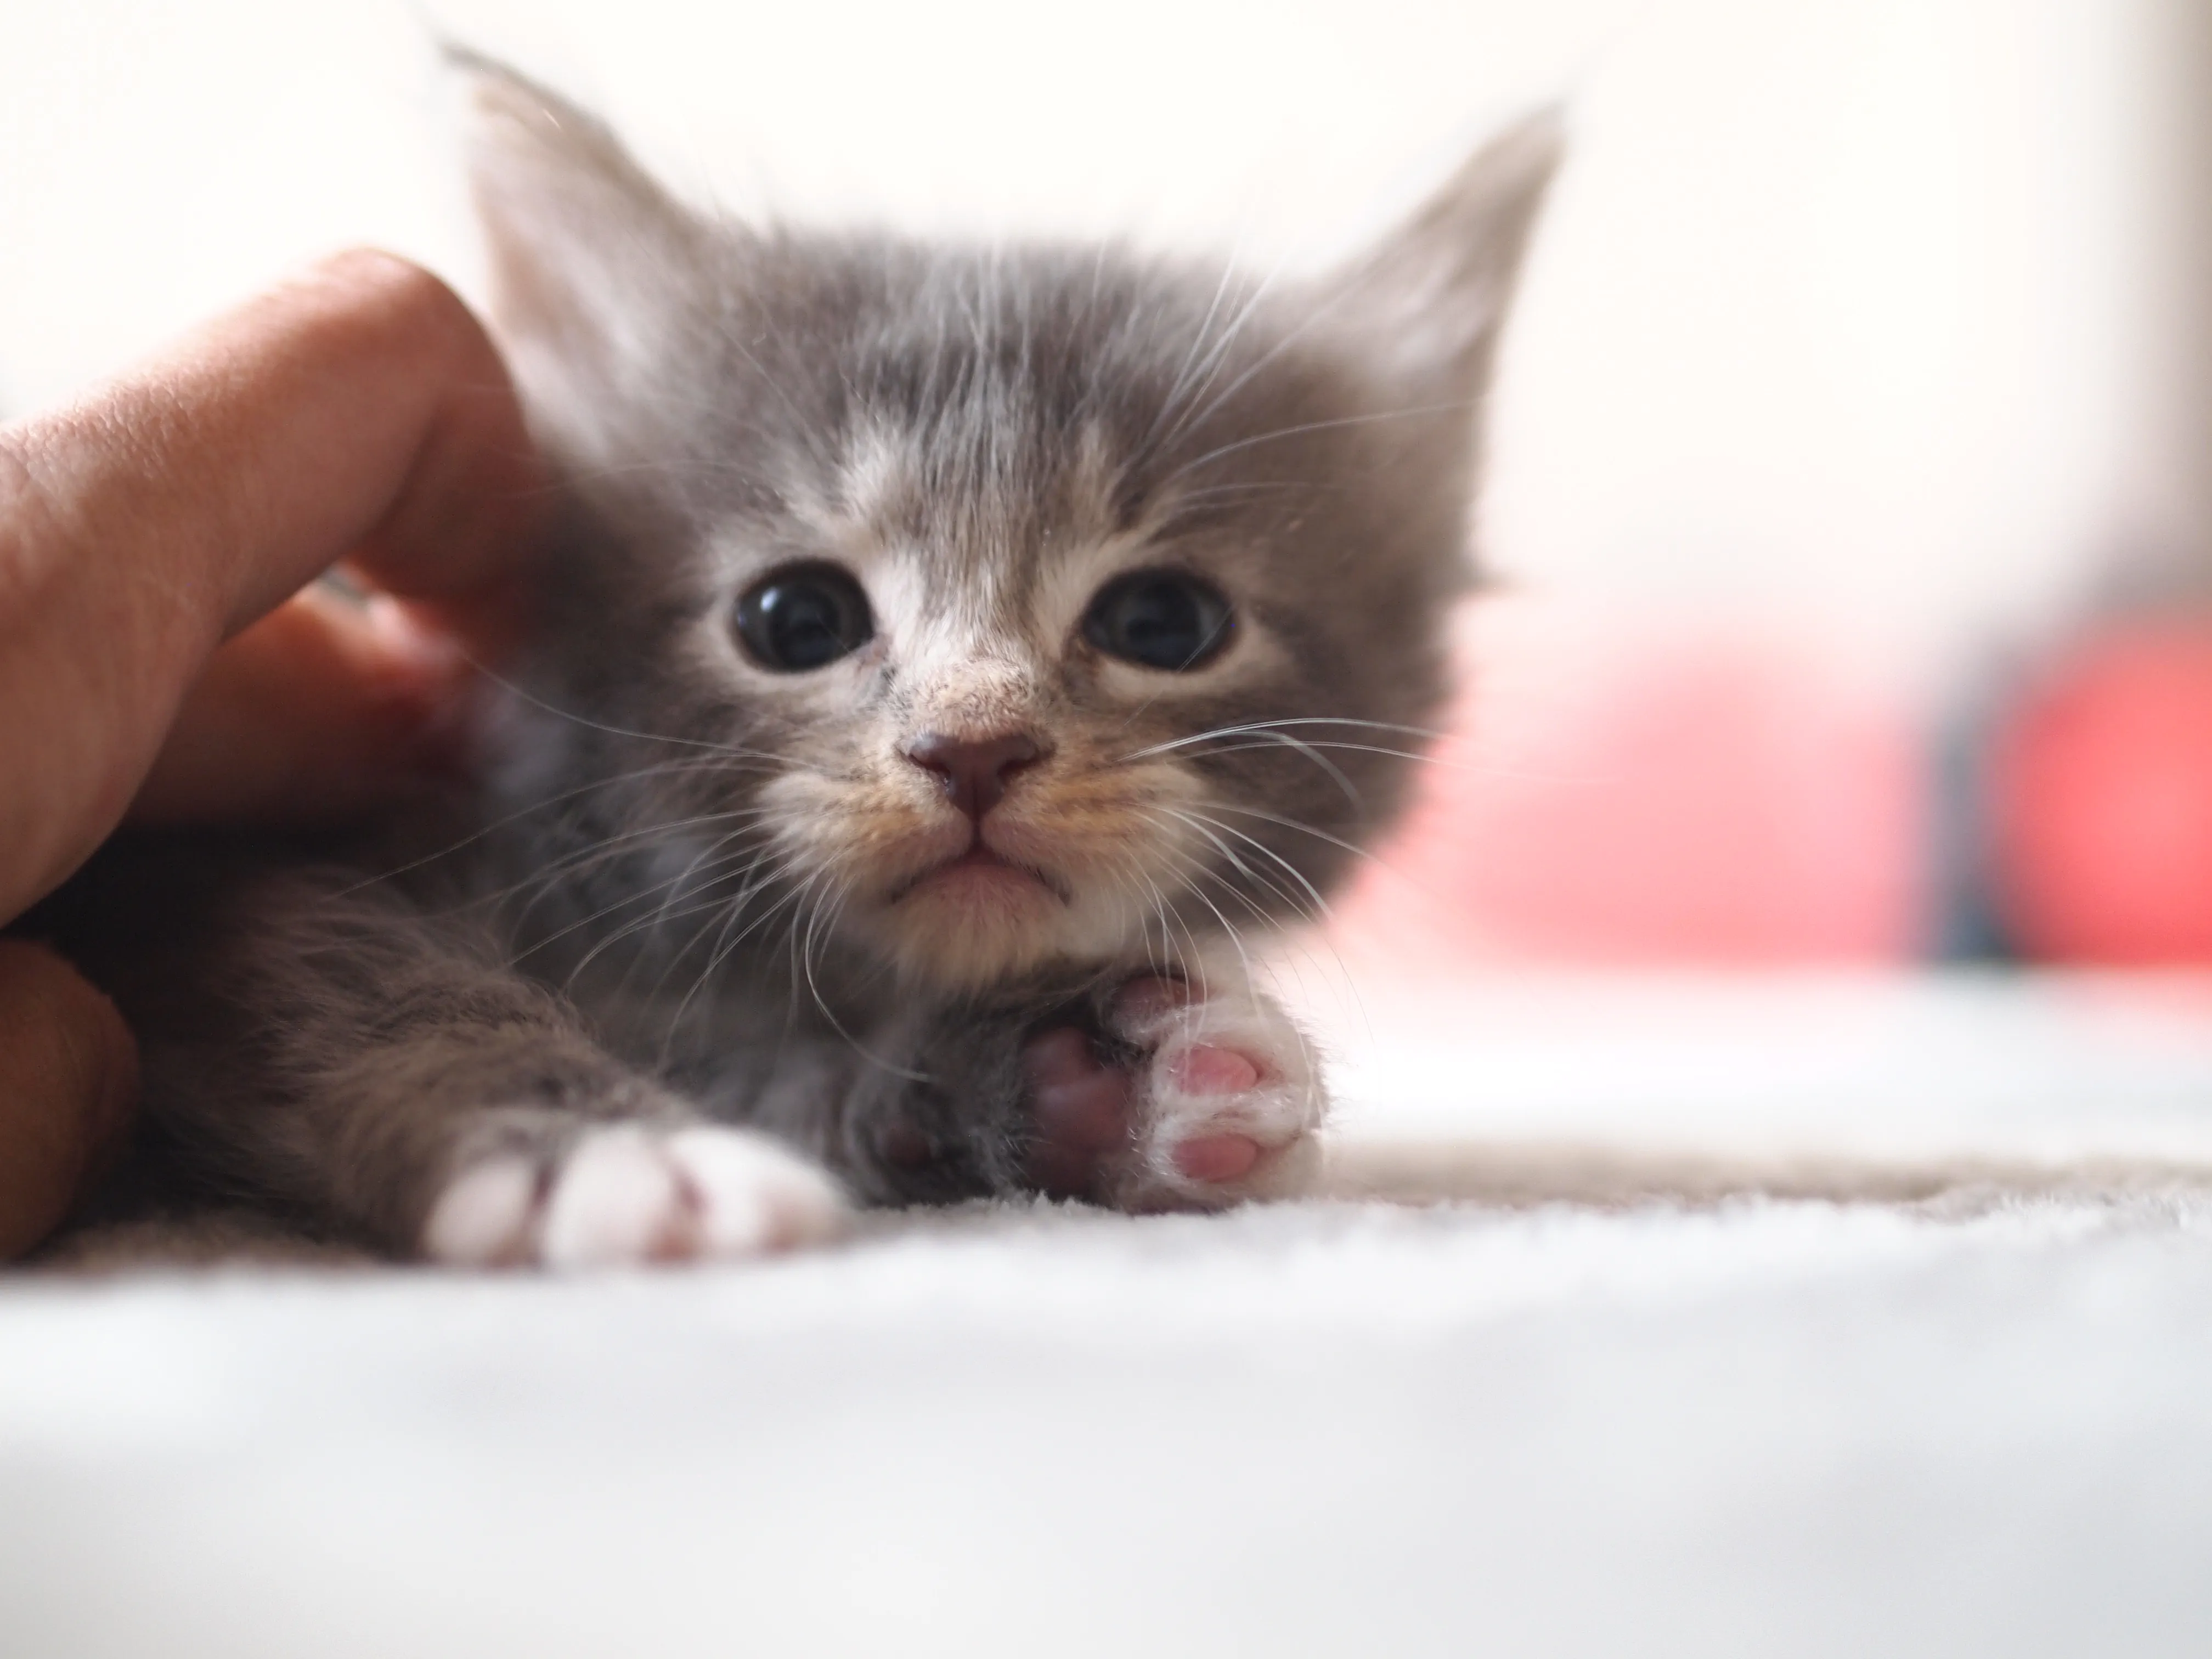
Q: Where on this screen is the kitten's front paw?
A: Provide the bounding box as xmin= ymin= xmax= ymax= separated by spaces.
xmin=1022 ymin=973 xmax=1325 ymax=1211
xmin=423 ymin=1123 xmax=850 ymax=1269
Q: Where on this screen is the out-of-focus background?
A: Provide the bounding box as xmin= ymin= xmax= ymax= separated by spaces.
xmin=4 ymin=0 xmax=2211 ymax=965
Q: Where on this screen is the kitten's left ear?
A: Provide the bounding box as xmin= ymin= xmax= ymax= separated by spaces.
xmin=1327 ymin=110 xmax=1565 ymax=397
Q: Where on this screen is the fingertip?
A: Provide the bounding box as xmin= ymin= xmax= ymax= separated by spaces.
xmin=183 ymin=246 xmax=544 ymax=637
xmin=361 ymin=591 xmax=472 ymax=688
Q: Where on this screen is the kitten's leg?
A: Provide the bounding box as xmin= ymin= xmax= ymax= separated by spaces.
xmin=812 ymin=955 xmax=1318 ymax=1211
xmin=72 ymin=861 xmax=848 ymax=1267
xmin=1019 ymin=958 xmax=1328 ymax=1211
xmin=828 ymin=951 xmax=1324 ymax=1210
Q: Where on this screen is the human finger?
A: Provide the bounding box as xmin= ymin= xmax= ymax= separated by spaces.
xmin=131 ymin=587 xmax=476 ymax=827
xmin=0 ymin=941 xmax=138 ymax=1260
xmin=0 ymin=250 xmax=540 ymax=916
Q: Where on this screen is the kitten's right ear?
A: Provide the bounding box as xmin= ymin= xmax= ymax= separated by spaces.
xmin=445 ymin=48 xmax=705 ymax=449
xmin=1324 ymin=109 xmax=1565 ymax=400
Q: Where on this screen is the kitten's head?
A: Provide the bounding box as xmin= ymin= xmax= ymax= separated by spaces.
xmin=457 ymin=55 xmax=1557 ymax=991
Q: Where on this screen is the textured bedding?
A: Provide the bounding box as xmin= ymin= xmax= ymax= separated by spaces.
xmin=5 ymin=971 xmax=2210 ymax=1658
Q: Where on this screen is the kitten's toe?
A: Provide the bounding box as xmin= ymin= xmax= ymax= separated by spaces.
xmin=661 ymin=1125 xmax=850 ymax=1254
xmin=1107 ymin=975 xmax=1327 ymax=1210
xmin=1172 ymin=1129 xmax=1265 ymax=1182
xmin=539 ymin=1125 xmax=693 ymax=1267
xmin=423 ymin=1122 xmax=849 ymax=1269
xmin=421 ymin=1155 xmax=541 ymax=1267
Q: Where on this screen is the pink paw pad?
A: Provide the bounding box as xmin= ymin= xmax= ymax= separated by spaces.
xmin=1166 ymin=1045 xmax=1262 ymax=1095
xmin=1173 ymin=1133 xmax=1263 ymax=1182
xmin=1021 ymin=1026 xmax=1135 ymax=1199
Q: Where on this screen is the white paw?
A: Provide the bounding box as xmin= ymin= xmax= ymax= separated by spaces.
xmin=422 ymin=1123 xmax=850 ymax=1269
xmin=1106 ymin=970 xmax=1327 ymax=1209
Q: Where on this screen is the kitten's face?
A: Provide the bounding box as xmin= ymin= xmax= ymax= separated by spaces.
xmin=460 ymin=60 xmax=1556 ymax=990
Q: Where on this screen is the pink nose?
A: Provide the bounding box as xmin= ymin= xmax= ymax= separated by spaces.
xmin=904 ymin=731 xmax=1047 ymax=820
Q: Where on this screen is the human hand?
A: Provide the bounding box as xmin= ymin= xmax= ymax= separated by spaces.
xmin=0 ymin=250 xmax=541 ymax=1256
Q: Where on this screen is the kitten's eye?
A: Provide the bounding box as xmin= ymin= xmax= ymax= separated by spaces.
xmin=733 ymin=563 xmax=874 ymax=672
xmin=1082 ymin=570 xmax=1234 ymax=672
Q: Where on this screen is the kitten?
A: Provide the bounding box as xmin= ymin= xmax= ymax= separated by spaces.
xmin=40 ymin=57 xmax=1558 ymax=1268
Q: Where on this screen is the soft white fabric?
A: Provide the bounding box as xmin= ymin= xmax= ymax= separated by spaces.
xmin=5 ymin=972 xmax=2210 ymax=1657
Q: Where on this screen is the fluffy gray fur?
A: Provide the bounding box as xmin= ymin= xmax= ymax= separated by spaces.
xmin=37 ymin=58 xmax=1558 ymax=1264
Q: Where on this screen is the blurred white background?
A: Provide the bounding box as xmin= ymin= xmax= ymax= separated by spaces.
xmin=0 ymin=0 xmax=2177 ymax=681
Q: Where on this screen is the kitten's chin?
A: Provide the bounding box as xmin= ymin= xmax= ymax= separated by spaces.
xmin=869 ymin=867 xmax=1068 ymax=987
xmin=855 ymin=854 xmax=1132 ymax=990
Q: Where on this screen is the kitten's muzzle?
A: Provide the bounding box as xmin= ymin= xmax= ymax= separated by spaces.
xmin=902 ymin=731 xmax=1049 ymax=822
xmin=882 ymin=836 xmax=1070 ymax=906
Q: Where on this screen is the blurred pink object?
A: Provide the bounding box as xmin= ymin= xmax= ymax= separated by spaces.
xmin=1330 ymin=602 xmax=1925 ymax=966
xmin=1992 ymin=620 xmax=2212 ymax=964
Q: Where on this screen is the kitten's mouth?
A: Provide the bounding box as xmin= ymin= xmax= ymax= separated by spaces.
xmin=889 ymin=839 xmax=1069 ymax=906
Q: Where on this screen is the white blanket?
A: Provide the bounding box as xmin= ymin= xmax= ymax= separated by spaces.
xmin=5 ymin=972 xmax=2210 ymax=1657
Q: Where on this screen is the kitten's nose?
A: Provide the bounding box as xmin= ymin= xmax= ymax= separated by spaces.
xmin=904 ymin=731 xmax=1047 ymax=821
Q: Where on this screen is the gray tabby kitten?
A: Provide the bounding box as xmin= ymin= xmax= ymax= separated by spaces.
xmin=48 ymin=59 xmax=1556 ymax=1267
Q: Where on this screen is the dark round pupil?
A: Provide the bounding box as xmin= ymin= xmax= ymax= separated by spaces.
xmin=1087 ymin=572 xmax=1231 ymax=671
xmin=736 ymin=567 xmax=871 ymax=671
xmin=1122 ymin=582 xmax=1200 ymax=657
xmin=761 ymin=583 xmax=844 ymax=664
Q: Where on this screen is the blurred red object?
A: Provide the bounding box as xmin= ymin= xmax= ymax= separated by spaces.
xmin=1331 ymin=603 xmax=1925 ymax=966
xmin=1993 ymin=621 xmax=2212 ymax=963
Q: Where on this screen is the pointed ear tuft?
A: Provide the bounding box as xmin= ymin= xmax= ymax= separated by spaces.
xmin=442 ymin=47 xmax=707 ymax=452
xmin=1329 ymin=107 xmax=1566 ymax=394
